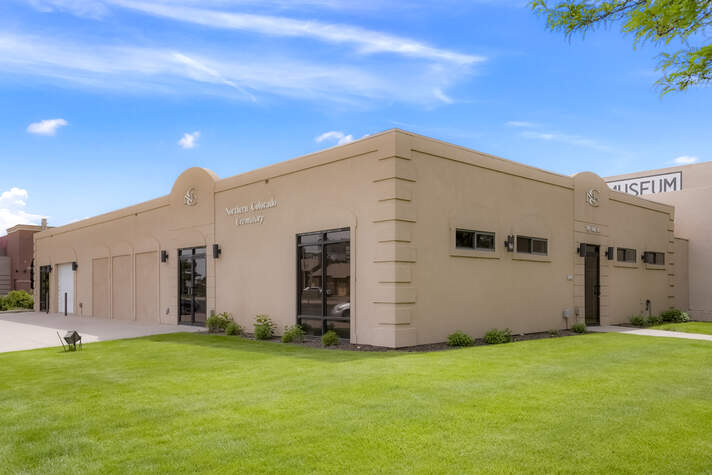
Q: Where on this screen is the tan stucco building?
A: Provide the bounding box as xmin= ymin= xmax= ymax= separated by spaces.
xmin=606 ymin=161 xmax=712 ymax=321
xmin=33 ymin=129 xmax=685 ymax=347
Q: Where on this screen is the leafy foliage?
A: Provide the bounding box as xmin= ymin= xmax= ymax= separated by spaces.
xmin=647 ymin=314 xmax=663 ymax=326
xmin=281 ymin=324 xmax=306 ymax=343
xmin=0 ymin=290 xmax=34 ymax=310
xmin=254 ymin=314 xmax=276 ymax=340
xmin=225 ymin=321 xmax=242 ymax=336
xmin=572 ymin=323 xmax=587 ymax=333
xmin=630 ymin=314 xmax=648 ymax=327
xmin=531 ymin=0 xmax=712 ymax=93
xmin=206 ymin=312 xmax=232 ymax=333
xmin=447 ymin=331 xmax=474 ymax=347
xmin=660 ymin=308 xmax=689 ymax=323
xmin=483 ymin=328 xmax=513 ymax=344
xmin=321 ymin=330 xmax=339 ymax=347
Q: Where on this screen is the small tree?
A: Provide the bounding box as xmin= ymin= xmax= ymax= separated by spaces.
xmin=531 ymin=0 xmax=712 ymax=94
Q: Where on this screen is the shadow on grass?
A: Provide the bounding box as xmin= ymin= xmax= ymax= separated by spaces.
xmin=141 ymin=332 xmax=406 ymax=363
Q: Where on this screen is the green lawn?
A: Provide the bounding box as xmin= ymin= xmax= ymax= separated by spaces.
xmin=651 ymin=321 xmax=712 ymax=335
xmin=1 ymin=333 xmax=711 ymax=473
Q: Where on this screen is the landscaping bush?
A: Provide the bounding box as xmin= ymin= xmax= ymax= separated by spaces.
xmin=630 ymin=315 xmax=647 ymax=327
xmin=548 ymin=329 xmax=560 ymax=337
xmin=254 ymin=314 xmax=276 ymax=340
xmin=321 ymin=330 xmax=339 ymax=347
xmin=447 ymin=331 xmax=474 ymax=347
xmin=483 ymin=328 xmax=512 ymax=345
xmin=281 ymin=324 xmax=305 ymax=343
xmin=225 ymin=321 xmax=242 ymax=336
xmin=206 ymin=312 xmax=232 ymax=333
xmin=661 ymin=308 xmax=683 ymax=323
xmin=647 ymin=314 xmax=663 ymax=326
xmin=572 ymin=323 xmax=587 ymax=334
xmin=680 ymin=311 xmax=690 ymax=322
xmin=0 ymin=290 xmax=34 ymax=310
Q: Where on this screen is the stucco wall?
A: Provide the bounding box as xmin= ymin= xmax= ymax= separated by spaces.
xmin=33 ymin=129 xmax=677 ymax=347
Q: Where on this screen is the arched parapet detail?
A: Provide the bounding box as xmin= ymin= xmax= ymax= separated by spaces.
xmin=133 ymin=235 xmax=161 ymax=254
xmin=572 ymin=171 xmax=611 ymax=225
xmin=169 ymin=167 xmax=218 ymax=228
xmin=109 ymin=240 xmax=134 ymax=257
xmin=50 ymin=246 xmax=78 ymax=265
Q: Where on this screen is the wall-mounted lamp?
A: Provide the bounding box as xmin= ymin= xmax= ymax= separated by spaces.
xmin=578 ymin=243 xmax=586 ymax=257
xmin=212 ymin=244 xmax=222 ymax=259
xmin=161 ymin=250 xmax=168 ymax=263
xmin=504 ymin=235 xmax=514 ymax=252
xmin=72 ymin=261 xmax=78 ymax=271
xmin=605 ymin=247 xmax=614 ymax=260
xmin=641 ymin=251 xmax=649 ymax=263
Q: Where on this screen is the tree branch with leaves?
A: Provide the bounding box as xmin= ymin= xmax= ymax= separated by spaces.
xmin=531 ymin=0 xmax=712 ymax=94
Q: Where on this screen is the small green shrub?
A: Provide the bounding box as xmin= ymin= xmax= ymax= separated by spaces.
xmin=572 ymin=323 xmax=587 ymax=334
xmin=681 ymin=311 xmax=690 ymax=322
xmin=483 ymin=328 xmax=512 ymax=345
xmin=281 ymin=324 xmax=305 ymax=343
xmin=225 ymin=321 xmax=242 ymax=336
xmin=630 ymin=315 xmax=647 ymax=327
xmin=322 ymin=330 xmax=339 ymax=347
xmin=254 ymin=314 xmax=276 ymax=340
xmin=447 ymin=331 xmax=474 ymax=347
xmin=1 ymin=290 xmax=34 ymax=310
xmin=548 ymin=329 xmax=560 ymax=337
xmin=647 ymin=314 xmax=663 ymax=326
xmin=206 ymin=312 xmax=232 ymax=333
xmin=661 ymin=308 xmax=684 ymax=323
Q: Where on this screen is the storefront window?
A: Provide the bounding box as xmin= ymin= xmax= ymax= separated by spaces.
xmin=297 ymin=228 xmax=350 ymax=339
xmin=617 ymin=248 xmax=637 ymax=263
xmin=516 ymin=236 xmax=548 ymax=255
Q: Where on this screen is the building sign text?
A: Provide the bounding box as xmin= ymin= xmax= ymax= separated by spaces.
xmin=225 ymin=198 xmax=277 ymax=226
xmin=606 ymin=171 xmax=682 ymax=196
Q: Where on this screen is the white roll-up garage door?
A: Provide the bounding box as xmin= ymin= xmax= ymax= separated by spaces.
xmin=57 ymin=263 xmax=74 ymax=314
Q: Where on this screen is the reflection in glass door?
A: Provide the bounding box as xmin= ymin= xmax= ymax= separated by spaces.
xmin=297 ymin=228 xmax=350 ymax=339
xmin=39 ymin=265 xmax=51 ymax=312
xmin=178 ymin=247 xmax=207 ymax=325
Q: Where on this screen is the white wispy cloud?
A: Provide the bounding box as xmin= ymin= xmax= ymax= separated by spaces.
xmin=672 ymin=155 xmax=698 ymax=165
xmin=0 ymin=32 xmax=471 ymax=105
xmin=26 ymin=118 xmax=68 ymax=135
xmin=315 ymin=131 xmax=354 ymax=146
xmin=112 ymin=0 xmax=482 ymax=65
xmin=506 ymin=120 xmax=612 ymax=153
xmin=505 ymin=120 xmax=537 ymax=128
xmin=178 ymin=131 xmax=200 ymax=149
xmin=0 ymin=187 xmax=44 ymax=235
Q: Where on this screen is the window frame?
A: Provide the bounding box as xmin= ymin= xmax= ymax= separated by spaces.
xmin=516 ymin=235 xmax=548 ymax=256
xmin=616 ymin=247 xmax=637 ymax=263
xmin=455 ymin=228 xmax=496 ymax=252
xmin=296 ymin=227 xmax=351 ymax=338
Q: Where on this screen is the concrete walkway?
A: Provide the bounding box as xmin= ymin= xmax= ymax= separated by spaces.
xmin=589 ymin=325 xmax=712 ymax=342
xmin=0 ymin=312 xmax=203 ymax=353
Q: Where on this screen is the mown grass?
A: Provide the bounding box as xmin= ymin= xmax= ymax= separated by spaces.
xmin=1 ymin=332 xmax=711 ymax=473
xmin=651 ymin=321 xmax=712 ymax=335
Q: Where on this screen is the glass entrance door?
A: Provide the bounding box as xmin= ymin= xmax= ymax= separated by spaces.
xmin=178 ymin=247 xmax=207 ymax=325
xmin=297 ymin=228 xmax=350 ymax=338
xmin=39 ymin=265 xmax=50 ymax=312
xmin=584 ymin=244 xmax=601 ymax=326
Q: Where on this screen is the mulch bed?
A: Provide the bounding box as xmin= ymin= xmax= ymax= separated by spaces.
xmin=206 ymin=328 xmax=582 ymax=353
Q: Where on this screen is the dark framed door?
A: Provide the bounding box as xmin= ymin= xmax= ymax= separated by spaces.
xmin=297 ymin=228 xmax=350 ymax=339
xmin=584 ymin=244 xmax=600 ymax=326
xmin=178 ymin=247 xmax=207 ymax=325
xmin=39 ymin=265 xmax=51 ymax=312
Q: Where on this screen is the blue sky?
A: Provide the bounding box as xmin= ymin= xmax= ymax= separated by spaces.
xmin=0 ymin=0 xmax=709 ymax=233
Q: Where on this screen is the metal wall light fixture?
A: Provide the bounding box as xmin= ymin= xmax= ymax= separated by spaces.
xmin=212 ymin=244 xmax=222 ymax=259
xmin=161 ymin=250 xmax=168 ymax=263
xmin=72 ymin=261 xmax=78 ymax=271
xmin=504 ymin=235 xmax=515 ymax=252
xmin=605 ymin=247 xmax=614 ymax=260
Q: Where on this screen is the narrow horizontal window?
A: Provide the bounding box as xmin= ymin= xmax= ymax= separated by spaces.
xmin=644 ymin=251 xmax=665 ymax=265
xmin=516 ymin=236 xmax=548 ymax=256
xmin=617 ymin=247 xmax=636 ymax=263
xmin=456 ymin=229 xmax=495 ymax=251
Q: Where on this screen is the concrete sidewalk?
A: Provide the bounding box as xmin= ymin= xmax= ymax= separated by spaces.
xmin=0 ymin=312 xmax=203 ymax=353
xmin=589 ymin=325 xmax=712 ymax=342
